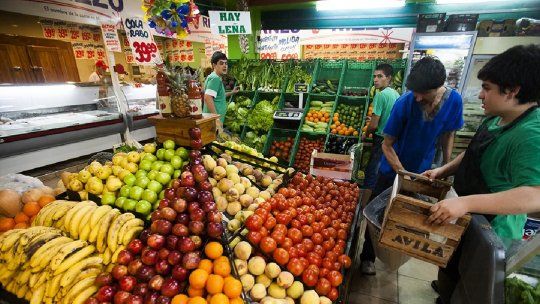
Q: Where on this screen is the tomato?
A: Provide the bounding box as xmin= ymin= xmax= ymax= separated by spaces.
xmin=278 ymin=187 xmax=289 ymax=197
xmin=277 ymin=199 xmax=289 ymax=211
xmin=322 ymin=259 xmax=333 ymax=270
xmin=315 ymin=277 xmax=331 ymax=296
xmin=307 ymin=253 xmax=322 ymax=267
xmin=338 ymin=255 xmax=352 ymax=269
xmin=321 ymin=229 xmax=330 ymax=239
xmin=301 ymin=238 xmax=314 ymax=252
xmin=332 ymin=261 xmax=341 ymax=271
xmin=327 ymin=270 xmax=343 ymax=287
xmin=313 ymin=245 xmax=325 ymax=258
xmin=264 ymin=216 xmax=276 ymax=230
xmin=327 ymin=227 xmax=337 ymax=238
xmin=333 ymin=244 xmax=344 ymax=255
xmin=299 ymin=258 xmax=310 ymax=272
xmin=297 ymin=214 xmax=307 ymax=225
xmin=273 ymin=248 xmax=290 ymax=266
xmin=323 ymin=240 xmax=334 ymax=251
xmin=259 ymin=226 xmax=268 ymax=237
xmin=290 ymin=219 xmax=301 ymax=229
xmin=306 ymin=213 xmax=315 ymax=224
xmin=289 ymin=207 xmax=298 ymax=218
xmin=302 ymin=269 xmax=319 ymax=287
xmin=276 ymin=213 xmax=291 ymax=225
xmin=289 ymin=188 xmax=297 ymax=197
xmin=327 ymin=287 xmax=339 ymax=301
xmin=287 ymin=258 xmax=304 ymax=276
xmin=260 ymin=202 xmax=271 ymax=211
xmin=319 ymin=267 xmax=330 ymax=279
xmin=254 ymin=208 xmax=268 ymax=222
xmin=247 ymin=231 xmax=262 ymax=245
xmin=287 ymin=228 xmax=303 ymax=244
xmin=288 ymin=247 xmax=298 ymax=259
xmin=281 ymin=237 xmax=293 ymax=250
xmin=245 ymin=214 xmax=263 ymax=232
xmin=295 ymin=244 xmax=307 ymax=258
xmin=311 ymin=233 xmax=323 ymax=246
xmin=325 ymin=251 xmax=338 ymax=263
xmin=272 ymin=231 xmax=285 ymax=245
xmin=301 ymin=225 xmax=313 ymax=237
xmin=274 ymin=224 xmax=287 ymax=234
xmin=260 ymin=236 xmax=277 ymax=254
xmin=312 ymin=222 xmax=323 ymax=233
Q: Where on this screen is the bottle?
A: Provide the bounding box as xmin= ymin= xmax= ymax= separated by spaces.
xmin=156 ymin=65 xmax=172 ymax=117
xmin=188 ymin=79 xmax=202 ymax=119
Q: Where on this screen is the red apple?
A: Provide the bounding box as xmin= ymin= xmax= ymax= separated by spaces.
xmin=114 ymin=291 xmax=131 ymax=304
xmin=160 ymin=278 xmax=180 ymax=297
xmin=141 ymin=248 xmax=158 ymax=266
xmin=149 ymin=275 xmax=164 ymax=291
xmin=133 ymin=283 xmax=149 ymax=298
xmin=171 ymin=179 xmax=181 ymax=189
xmin=191 ymin=165 xmax=208 ymax=183
xmin=172 ymin=224 xmax=189 ymax=237
xmin=164 ymin=188 xmax=176 ymax=200
xmin=183 ymin=187 xmax=198 ymax=202
xmin=127 ymin=294 xmax=143 ymax=304
xmin=207 ymin=210 xmax=222 ymax=223
xmin=156 ymin=296 xmax=171 ymax=304
xmin=165 ymin=235 xmax=179 ymax=250
xmin=158 ymin=198 xmax=170 ymax=209
xmin=128 ymin=260 xmax=143 ymax=276
xmin=127 ymin=239 xmax=143 ymax=255
xmin=197 ymin=191 xmax=213 ymax=203
xmin=96 ymin=286 xmax=115 ymax=302
xmin=198 ymin=181 xmax=213 ymax=191
xmin=189 ymin=208 xmax=205 ymax=221
xmin=176 ymin=213 xmax=189 ymax=226
xmin=191 ymin=139 xmax=203 ymax=150
xmin=147 ymin=234 xmax=165 ymax=250
xmin=85 ymin=297 xmax=99 ymax=304
xmin=187 ymin=202 xmax=200 ymax=214
xmin=151 ymin=220 xmax=172 ymax=235
xmin=144 ymin=292 xmax=159 ymax=304
xmin=171 ymin=198 xmax=187 ymax=213
xmin=139 ymin=229 xmax=151 ymax=244
xmin=182 ymin=252 xmax=201 ymax=270
xmin=171 ymin=265 xmax=188 ymax=281
xmin=150 ymin=211 xmax=162 ymax=222
xmin=190 ymin=235 xmax=202 ymax=249
xmin=189 ymin=150 xmax=201 ymax=161
xmin=167 ymin=250 xmax=182 ymax=265
xmin=119 ymin=276 xmax=137 ymax=292
xmin=189 ymin=221 xmax=205 ymax=235
xmin=155 ymin=259 xmax=171 ymax=275
xmin=136 ymin=265 xmax=156 ymax=282
xmin=188 ymin=127 xmax=201 ymax=140
xmin=160 ymin=208 xmax=177 ymax=222
xmin=180 ymin=172 xmax=195 ymax=187
xmin=178 ymin=237 xmax=195 ymax=253
xmin=202 ymin=201 xmax=217 ymax=213
xmin=95 ymin=272 xmax=113 ymax=287
xmin=118 ymin=250 xmax=134 ymax=265
xmin=207 ymin=222 xmax=224 ymax=239
xmin=112 ymin=265 xmax=129 ymax=280
xmin=158 ymin=248 xmax=171 ymax=260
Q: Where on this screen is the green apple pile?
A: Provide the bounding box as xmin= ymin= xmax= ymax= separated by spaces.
xmin=112 ymin=140 xmax=189 ymax=218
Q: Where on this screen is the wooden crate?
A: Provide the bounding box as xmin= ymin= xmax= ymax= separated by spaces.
xmin=379 ymin=170 xmax=471 ymax=267
xmin=148 ymin=114 xmax=219 ymax=147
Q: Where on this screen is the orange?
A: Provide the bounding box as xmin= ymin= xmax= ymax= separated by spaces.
xmin=14 ymin=213 xmax=29 ymax=224
xmin=0 ymin=218 xmax=15 ymax=232
xmin=187 ymin=286 xmax=205 ymax=298
xmin=223 ymin=276 xmax=235 ymax=285
xmin=229 ymin=298 xmax=243 ymax=304
xmin=204 ymin=242 xmax=223 ymax=260
xmin=172 ymin=294 xmax=189 ymax=304
xmin=353 ymin=131 xmax=359 ymax=136
xmin=206 ymin=274 xmax=224 ymax=295
xmin=223 ymin=278 xmax=242 ymax=298
xmin=189 ymin=269 xmax=209 ymax=289
xmin=14 ymin=222 xmax=28 ymax=229
xmin=187 ymin=296 xmax=207 ymax=304
xmin=213 ymin=257 xmax=231 ymax=277
xmin=209 ymin=293 xmax=229 ymax=304
xmin=198 ymin=259 xmax=213 ymax=274
xmin=22 ymin=202 xmax=40 ymax=217
xmin=38 ymin=195 xmax=55 ymax=207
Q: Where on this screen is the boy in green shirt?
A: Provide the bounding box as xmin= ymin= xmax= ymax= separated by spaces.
xmin=203 ymin=51 xmax=238 ymax=128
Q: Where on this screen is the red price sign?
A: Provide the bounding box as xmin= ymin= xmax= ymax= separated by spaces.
xmin=260 ymin=52 xmax=277 ymax=59
xmin=187 ymin=54 xmax=194 ymax=61
xmin=57 ymin=28 xmax=68 ymax=39
xmin=43 ymin=27 xmax=56 ymax=38
xmin=96 ymin=49 xmax=105 ymax=60
xmin=75 ymin=50 xmax=85 ymax=59
xmin=82 ymin=31 xmax=92 ymax=41
xmin=132 ymin=41 xmax=158 ymax=63
xmin=186 ymin=41 xmax=192 ymax=48
xmin=172 ymin=40 xmax=178 ymax=48
xmin=86 ymin=49 xmax=95 ymax=59
xmin=92 ymin=33 xmax=101 ymax=42
xmin=70 ymin=30 xmax=80 ymax=40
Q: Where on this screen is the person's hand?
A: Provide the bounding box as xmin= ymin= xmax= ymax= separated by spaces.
xmin=427 ymin=197 xmax=468 ymax=225
xmin=232 ymin=87 xmax=239 ymax=94
xmin=422 ymin=167 xmax=444 ymax=180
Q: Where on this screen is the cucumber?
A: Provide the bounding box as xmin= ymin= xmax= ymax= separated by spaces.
xmin=310 ymin=101 xmax=323 ymax=107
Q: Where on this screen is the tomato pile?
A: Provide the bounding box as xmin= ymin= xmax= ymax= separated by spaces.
xmin=293 ymin=137 xmax=325 ymax=173
xmin=268 ymin=136 xmax=295 ymax=162
xmin=244 ymin=173 xmax=358 ymax=300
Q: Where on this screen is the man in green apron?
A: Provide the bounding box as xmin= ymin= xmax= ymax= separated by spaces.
xmin=423 ymin=44 xmax=540 ymax=303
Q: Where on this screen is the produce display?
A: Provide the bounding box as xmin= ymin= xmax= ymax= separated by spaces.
xmin=225 ymin=95 xmax=252 ymax=134
xmin=228 ymin=58 xmax=262 ymax=92
xmin=361 ymin=104 xmax=375 ymax=139
xmin=285 ymin=65 xmax=314 ymax=93
xmin=341 ymin=87 xmax=368 ymax=97
xmin=293 ymin=137 xmax=325 ymax=173
xmin=246 ymin=96 xmax=280 ymax=133
xmin=217 ymin=141 xmax=283 ymax=174
xmin=311 ymin=80 xmax=339 ymax=95
xmin=228 ymin=59 xmax=288 ymax=93
xmin=300 ymin=101 xmax=334 ymax=133
xmin=506 ymin=276 xmax=540 ymax=304
xmin=257 ymin=62 xmax=288 ymax=92
xmin=0 ymin=187 xmax=55 ymax=231
xmin=268 ymin=136 xmax=295 ymax=163
xmin=330 ymin=104 xmax=363 ymax=136
xmin=325 ymin=136 xmax=358 ymax=155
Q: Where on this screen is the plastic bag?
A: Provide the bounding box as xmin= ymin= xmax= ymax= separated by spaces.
xmin=0 ymin=174 xmax=44 ymax=194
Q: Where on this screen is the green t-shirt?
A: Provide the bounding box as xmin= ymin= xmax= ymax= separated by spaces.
xmin=480 ymin=107 xmax=540 ymax=239
xmin=373 ymin=87 xmax=400 ymax=136
xmin=203 ymin=72 xmax=226 ymax=122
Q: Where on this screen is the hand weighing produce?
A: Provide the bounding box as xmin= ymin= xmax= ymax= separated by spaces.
xmin=269 ymin=136 xmax=295 ymax=162
xmin=293 ymin=137 xmax=325 ymax=173
xmin=311 ymin=79 xmax=339 ymax=95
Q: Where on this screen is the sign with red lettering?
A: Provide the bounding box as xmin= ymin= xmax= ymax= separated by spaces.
xmin=96 ymin=45 xmax=106 ymax=60
xmin=100 ymin=23 xmax=121 ymax=52
xmin=84 ymin=43 xmax=95 ymax=59
xmin=72 ymin=42 xmax=85 ymax=59
xmin=123 ymin=17 xmax=161 ymax=65
xmin=68 ymin=23 xmax=81 ymax=41
xmin=40 ymin=19 xmax=56 ymax=39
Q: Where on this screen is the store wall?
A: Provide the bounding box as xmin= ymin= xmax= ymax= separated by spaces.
xmin=227 ymin=8 xmax=261 ymax=59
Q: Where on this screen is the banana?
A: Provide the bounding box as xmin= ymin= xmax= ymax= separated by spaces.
xmin=88 ymin=210 xmax=108 ymax=243
xmin=122 ymin=226 xmax=143 ymax=246
xmin=72 ymin=286 xmax=98 ymax=304
xmin=30 ymin=236 xmax=72 ymax=269
xmin=79 ymin=223 xmax=92 ymax=241
xmin=69 ymin=204 xmax=96 ymax=238
xmin=63 ymin=276 xmax=98 ymax=304
xmin=17 ymin=268 xmax=32 ymax=285
xmin=117 ymin=218 xmax=145 ymax=243
xmin=102 ymin=247 xmax=112 ymax=265
xmin=25 ymin=232 xmax=62 ymax=259
xmin=34 ymin=204 xmax=55 ymax=226
xmin=16 ymin=283 xmax=28 ymax=299
xmin=52 ymin=201 xmax=77 ymax=221
xmin=50 ymin=240 xmax=87 ymax=271
xmin=59 ymin=256 xmax=103 ymax=287
xmin=76 ymin=206 xmax=95 ymax=236
xmin=30 ymin=283 xmax=46 ymax=304
xmin=46 ymin=273 xmax=62 ymax=298
xmin=53 ymin=215 xmax=66 ymax=230
xmin=1 ymin=229 xmax=25 ymax=251
xmin=111 ymin=245 xmax=126 ymax=264
xmin=71 ymin=267 xmax=102 ymax=286
xmin=64 ymin=201 xmax=95 ymax=232
xmin=107 ymin=212 xmax=135 ymax=252
xmin=96 ymin=209 xmax=120 ymax=253
xmin=90 ymin=205 xmax=113 ymax=228
xmin=53 ymin=245 xmax=95 ymax=275
xmin=31 ymin=271 xmax=48 ymax=289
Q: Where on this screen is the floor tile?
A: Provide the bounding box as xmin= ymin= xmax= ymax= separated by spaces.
xmin=398 ymin=275 xmax=439 ymax=304
xmin=349 ymin=268 xmax=398 ymax=302
xmin=398 ymin=258 xmax=439 ymax=282
xmin=348 ymin=291 xmax=397 ymax=304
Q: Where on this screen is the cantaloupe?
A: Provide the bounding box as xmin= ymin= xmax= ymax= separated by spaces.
xmin=0 ymin=189 xmax=22 ymax=217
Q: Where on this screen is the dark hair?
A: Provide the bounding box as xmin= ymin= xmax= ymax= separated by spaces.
xmin=405 ymin=57 xmax=446 ymax=92
xmin=375 ymin=63 xmax=394 ymax=77
xmin=477 ymin=44 xmax=540 ymax=104
xmin=211 ymin=51 xmax=227 ymax=65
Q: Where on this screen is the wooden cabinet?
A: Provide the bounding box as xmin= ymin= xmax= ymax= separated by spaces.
xmin=0 ymin=34 xmax=80 ymax=84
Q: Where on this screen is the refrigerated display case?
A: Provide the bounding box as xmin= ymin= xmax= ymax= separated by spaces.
xmin=405 ymin=31 xmax=477 ymax=93
xmin=120 ymin=84 xmax=158 ymax=142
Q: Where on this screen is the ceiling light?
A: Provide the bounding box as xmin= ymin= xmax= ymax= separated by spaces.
xmin=316 ymin=0 xmax=405 ymax=11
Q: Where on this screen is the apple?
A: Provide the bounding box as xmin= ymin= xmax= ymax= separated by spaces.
xmin=155 ymin=173 xmax=171 ymax=186
xmin=115 ymin=197 xmax=127 ymax=209
xmin=174 ymin=147 xmax=189 ymax=159
xmin=139 ymin=160 xmax=153 ymax=172
xmin=159 ymin=190 xmax=165 ymax=200
xmin=183 ymin=187 xmax=198 ymax=202
xmin=171 ymin=198 xmax=187 ymax=213
xmin=189 ymin=150 xmax=201 ymax=161
xmin=207 ymin=222 xmax=224 ymax=239
xmin=178 ymin=237 xmax=195 ymax=253
xmin=190 ymin=208 xmax=205 ymax=221
xmin=96 ymin=286 xmax=115 ymax=302
xmin=101 ymin=192 xmax=116 ymax=205
xmin=164 ymin=188 xmax=175 ymax=201
xmin=145 ymin=292 xmax=159 ymax=304
xmin=160 ymin=278 xmax=179 ymax=297
xmin=172 ymin=224 xmax=189 ymax=237
xmin=158 ymin=198 xmax=170 ymax=209
xmin=155 ymin=259 xmax=171 ymax=275
xmin=125 ymin=162 xmax=139 ymax=174
xmin=147 ymin=170 xmax=159 ymax=181
xmin=188 ymin=127 xmax=201 ymax=140
xmin=119 ymin=275 xmax=137 ymax=292
xmin=180 ymin=172 xmax=195 ymax=187
xmin=151 ymin=220 xmax=172 ymax=235
xmin=147 ymin=180 xmax=163 ymax=194
xmin=136 ymin=200 xmax=153 ymax=215
xmin=144 ymin=143 xmax=157 ymax=153
xmin=166 ymin=235 xmax=179 ymax=250
xmin=170 ymin=179 xmax=181 ymax=189
xmin=128 ymin=259 xmax=143 ymax=276
xmin=147 ymin=234 xmax=165 ymax=250
xmin=163 ymin=150 xmax=175 ymax=161
xmin=137 ymin=265 xmax=156 ymax=282
xmin=127 ymin=151 xmax=141 ymax=163
xmin=143 ymin=153 xmax=158 ymax=162
xmin=128 ymin=239 xmax=143 ymax=255
xmin=160 ymin=207 xmax=177 ymax=222
xmin=170 ymin=156 xmax=183 ymax=170
xmin=182 ymin=252 xmax=201 ymax=270
xmin=189 ymin=221 xmax=205 ymax=235
xmin=135 ymin=170 xmax=148 ymax=179
xmin=167 ymin=250 xmax=182 ymax=265
xmin=199 ymin=181 xmax=212 ymax=191
xmin=95 ymin=273 xmax=113 ymax=287
xmin=123 ymin=199 xmax=137 ymax=211
xmin=171 ymin=265 xmax=188 ymax=281
xmin=141 ymin=248 xmax=158 ymax=266
xmin=135 ymin=176 xmax=150 ymax=189
xmin=118 ymin=250 xmax=134 ymax=265
xmin=114 ymin=290 xmax=131 ymax=304
xmin=191 ymin=139 xmax=203 ymax=150
xmin=160 ymin=164 xmax=174 ymax=176
xmin=157 ymin=296 xmax=171 ymax=304
xmin=120 ymin=185 xmax=131 ymax=198
xmin=133 ymin=283 xmax=149 ymax=298
xmin=130 ymin=186 xmax=144 ymax=200
xmin=151 ymin=161 xmax=164 ymax=172
xmin=141 ymin=189 xmax=158 ymax=204
xmin=156 ymin=149 xmax=166 ymax=160
xmin=128 ymin=295 xmax=144 ymax=304
xmin=173 ymin=170 xmax=181 ymax=179
xmin=124 ymin=174 xmax=137 ymax=186
xmin=190 ymin=236 xmax=202 ymax=249
xmin=106 ymin=176 xmax=123 ymax=192
xmin=112 ymin=264 xmax=129 ymax=280
xmin=163 ymin=140 xmax=175 ymax=150
xmin=207 ymin=210 xmax=222 ymax=223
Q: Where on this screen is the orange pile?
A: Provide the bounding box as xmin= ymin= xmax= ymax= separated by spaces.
xmin=173 ymin=242 xmax=243 ymax=304
xmin=0 ymin=195 xmax=55 ymax=232
xmin=331 ymin=113 xmax=359 ymax=136
xmin=305 ymin=109 xmax=330 ymax=123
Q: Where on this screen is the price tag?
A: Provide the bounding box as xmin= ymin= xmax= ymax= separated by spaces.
xmin=294 ymin=83 xmax=308 ymax=93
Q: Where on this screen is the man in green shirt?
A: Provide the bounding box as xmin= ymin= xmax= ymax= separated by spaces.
xmin=423 ymin=44 xmax=540 ymax=303
xmin=203 ymin=51 xmax=238 ymax=129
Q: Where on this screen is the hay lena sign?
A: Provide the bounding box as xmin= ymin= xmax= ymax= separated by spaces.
xmin=209 ymin=11 xmax=252 ymax=35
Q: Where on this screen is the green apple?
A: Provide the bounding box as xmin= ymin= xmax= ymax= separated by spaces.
xmin=123 ymin=199 xmax=137 ymax=211
xmin=123 ymin=173 xmax=136 ymax=186
xmin=129 ymin=186 xmax=144 ymax=200
xmin=147 ymin=180 xmax=163 ymax=194
xmin=170 ymin=156 xmax=183 ymax=170
xmin=159 ymin=190 xmax=165 ymax=199
xmin=142 ymin=189 xmax=158 ymax=204
xmin=155 ymin=172 xmax=171 ymax=186
xmin=135 ymin=170 xmax=148 ymax=179
xmin=101 ymin=192 xmax=116 ymax=205
xmin=136 ymin=200 xmax=152 ymax=215
xmin=175 ymin=147 xmax=189 ymax=160
xmin=163 ymin=139 xmax=175 ymax=150
xmin=115 ymin=197 xmax=127 ymax=208
xmin=160 ymin=163 xmax=174 ymax=175
xmin=151 ymin=161 xmax=164 ymax=172
xmin=147 ymin=170 xmax=159 ymax=181
xmin=156 ymin=148 xmax=166 ymax=160
xmin=142 ymin=153 xmax=157 ymax=162
xmin=164 ymin=149 xmax=175 ymax=161
xmin=119 ymin=185 xmax=131 ymax=198
xmin=153 ymin=201 xmax=160 ymax=211
xmin=173 ymin=170 xmax=181 ymax=179
xmin=139 ymin=160 xmax=153 ymax=171
xmin=135 ymin=176 xmax=150 ymax=189
xmin=144 ymin=143 xmax=156 ymax=153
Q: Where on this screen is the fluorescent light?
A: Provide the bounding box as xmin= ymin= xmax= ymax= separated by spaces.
xmin=437 ymin=0 xmax=506 ymax=4
xmin=316 ymin=0 xmax=405 ymax=11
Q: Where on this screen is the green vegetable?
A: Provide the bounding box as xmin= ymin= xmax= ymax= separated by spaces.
xmin=243 ymin=131 xmax=267 ymax=152
xmin=224 ymin=95 xmax=252 ymax=134
xmin=286 ymin=63 xmax=314 ymax=93
xmin=506 ymin=277 xmax=540 ymax=304
xmin=246 ymin=96 xmax=279 ymax=133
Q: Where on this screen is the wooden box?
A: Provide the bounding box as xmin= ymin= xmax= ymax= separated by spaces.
xmin=379 ymin=170 xmax=471 ymax=267
xmin=148 ymin=114 xmax=219 ymax=147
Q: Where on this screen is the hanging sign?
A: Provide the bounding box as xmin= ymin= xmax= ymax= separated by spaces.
xmin=208 ymin=11 xmax=252 ymax=35
xmin=100 ymin=23 xmax=122 ymax=52
xmin=123 ymin=17 xmax=162 ymax=65
xmin=72 ymin=42 xmax=85 ymax=60
xmin=40 ymin=19 xmax=56 ymax=39
xmin=259 ymin=30 xmax=301 ymax=60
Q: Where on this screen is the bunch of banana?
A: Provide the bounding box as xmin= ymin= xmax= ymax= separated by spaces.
xmin=393 ymin=69 xmax=403 ymax=88
xmin=32 ymin=200 xmax=145 ymax=256
xmin=0 ymin=226 xmax=102 ymax=304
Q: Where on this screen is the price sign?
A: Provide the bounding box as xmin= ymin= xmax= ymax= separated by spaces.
xmin=294 ymin=83 xmax=308 ymax=93
xmin=123 ymin=17 xmax=162 ymax=65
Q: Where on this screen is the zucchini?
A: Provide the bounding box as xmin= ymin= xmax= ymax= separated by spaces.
xmin=310 ymin=101 xmax=323 ymax=107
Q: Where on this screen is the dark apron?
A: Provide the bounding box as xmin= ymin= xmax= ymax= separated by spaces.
xmin=454 ymin=106 xmax=539 ymax=219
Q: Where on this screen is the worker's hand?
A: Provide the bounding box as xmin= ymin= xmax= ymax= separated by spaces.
xmin=232 ymin=87 xmax=239 ymax=94
xmin=427 ymin=197 xmax=468 ymax=225
xmin=422 ymin=167 xmax=444 ymax=180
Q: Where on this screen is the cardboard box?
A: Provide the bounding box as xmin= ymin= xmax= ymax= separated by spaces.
xmin=309 ymin=151 xmax=353 ymax=180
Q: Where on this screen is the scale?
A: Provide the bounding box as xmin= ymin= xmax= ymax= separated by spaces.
xmin=273 ymin=83 xmax=306 ymax=130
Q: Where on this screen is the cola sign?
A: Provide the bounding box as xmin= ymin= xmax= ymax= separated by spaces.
xmin=123 ymin=17 xmax=162 ymax=65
